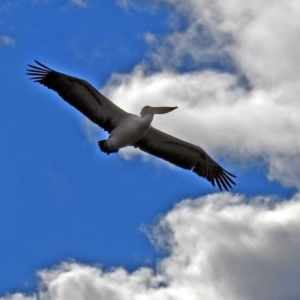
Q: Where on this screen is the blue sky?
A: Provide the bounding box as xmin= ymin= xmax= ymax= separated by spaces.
xmin=1 ymin=1 xmax=300 ymax=299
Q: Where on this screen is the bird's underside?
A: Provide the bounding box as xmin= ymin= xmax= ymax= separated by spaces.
xmin=26 ymin=60 xmax=236 ymax=191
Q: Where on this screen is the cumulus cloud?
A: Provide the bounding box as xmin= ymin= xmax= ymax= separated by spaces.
xmin=157 ymin=0 xmax=300 ymax=86
xmin=96 ymin=0 xmax=300 ymax=189
xmin=2 ymin=193 xmax=300 ymax=300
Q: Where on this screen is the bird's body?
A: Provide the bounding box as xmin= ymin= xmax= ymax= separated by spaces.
xmin=100 ymin=112 xmax=153 ymax=153
xmin=27 ymin=61 xmax=236 ymax=190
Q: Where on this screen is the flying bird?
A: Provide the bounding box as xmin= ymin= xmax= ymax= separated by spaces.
xmin=26 ymin=61 xmax=236 ymax=190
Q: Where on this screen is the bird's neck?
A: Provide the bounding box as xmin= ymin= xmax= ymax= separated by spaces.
xmin=141 ymin=113 xmax=154 ymax=125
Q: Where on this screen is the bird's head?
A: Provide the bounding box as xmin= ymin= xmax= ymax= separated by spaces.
xmin=140 ymin=106 xmax=178 ymax=116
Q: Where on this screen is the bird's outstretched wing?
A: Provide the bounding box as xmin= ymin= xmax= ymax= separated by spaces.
xmin=27 ymin=61 xmax=236 ymax=190
xmin=26 ymin=60 xmax=127 ymax=132
xmin=134 ymin=127 xmax=236 ymax=191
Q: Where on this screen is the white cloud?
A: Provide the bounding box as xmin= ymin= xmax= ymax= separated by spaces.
xmin=96 ymin=0 xmax=300 ymax=189
xmin=2 ymin=193 xmax=300 ymax=300
xmin=0 ymin=35 xmax=15 ymax=46
xmin=147 ymin=0 xmax=300 ymax=85
xmin=102 ymin=66 xmax=300 ymax=188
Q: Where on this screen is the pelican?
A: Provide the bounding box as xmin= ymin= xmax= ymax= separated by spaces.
xmin=26 ymin=61 xmax=236 ymax=190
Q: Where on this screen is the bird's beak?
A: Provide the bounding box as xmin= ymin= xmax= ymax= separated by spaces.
xmin=147 ymin=106 xmax=178 ymax=114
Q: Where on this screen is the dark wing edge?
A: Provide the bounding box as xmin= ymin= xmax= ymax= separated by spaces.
xmin=26 ymin=60 xmax=127 ymax=133
xmin=134 ymin=127 xmax=236 ymax=191
xmin=26 ymin=60 xmax=54 ymax=82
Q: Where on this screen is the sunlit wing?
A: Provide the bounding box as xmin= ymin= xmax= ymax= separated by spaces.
xmin=26 ymin=60 xmax=127 ymax=133
xmin=135 ymin=127 xmax=236 ymax=191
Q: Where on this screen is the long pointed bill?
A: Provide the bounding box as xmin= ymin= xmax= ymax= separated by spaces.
xmin=146 ymin=106 xmax=178 ymax=114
